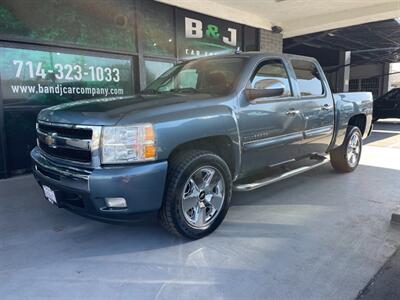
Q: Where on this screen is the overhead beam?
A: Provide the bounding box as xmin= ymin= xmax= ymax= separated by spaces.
xmin=283 ymin=1 xmax=400 ymax=37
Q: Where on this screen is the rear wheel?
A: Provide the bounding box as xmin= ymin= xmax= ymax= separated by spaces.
xmin=330 ymin=126 xmax=362 ymax=173
xmin=159 ymin=150 xmax=232 ymax=239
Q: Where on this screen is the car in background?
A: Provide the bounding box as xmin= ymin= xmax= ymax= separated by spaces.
xmin=373 ymin=88 xmax=400 ymax=122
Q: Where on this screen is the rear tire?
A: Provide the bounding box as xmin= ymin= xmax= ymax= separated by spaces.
xmin=159 ymin=150 xmax=232 ymax=239
xmin=330 ymin=126 xmax=362 ymax=173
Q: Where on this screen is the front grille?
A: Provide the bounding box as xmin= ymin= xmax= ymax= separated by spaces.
xmin=38 ymin=140 xmax=92 ymax=162
xmin=38 ymin=123 xmax=92 ymax=139
xmin=37 ymin=122 xmax=94 ymax=164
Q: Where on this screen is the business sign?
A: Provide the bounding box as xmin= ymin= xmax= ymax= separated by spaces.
xmin=0 ymin=46 xmax=133 ymax=107
xmin=176 ymin=9 xmax=243 ymax=59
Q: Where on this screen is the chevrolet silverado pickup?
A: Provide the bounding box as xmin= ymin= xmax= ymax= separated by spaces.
xmin=31 ymin=52 xmax=373 ymax=239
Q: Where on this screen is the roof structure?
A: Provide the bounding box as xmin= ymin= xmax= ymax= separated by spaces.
xmin=284 ymin=19 xmax=400 ymax=64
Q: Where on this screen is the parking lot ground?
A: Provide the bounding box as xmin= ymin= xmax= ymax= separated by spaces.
xmin=1 ymin=120 xmax=400 ymax=300
xmin=357 ymin=248 xmax=400 ymax=300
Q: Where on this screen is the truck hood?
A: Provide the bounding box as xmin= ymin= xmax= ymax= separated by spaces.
xmin=38 ymin=93 xmax=218 ymax=126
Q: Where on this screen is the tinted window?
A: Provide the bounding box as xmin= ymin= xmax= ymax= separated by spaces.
xmin=0 ymin=0 xmax=136 ymax=52
xmin=0 ymin=45 xmax=133 ymax=174
xmin=378 ymin=88 xmax=400 ymax=101
xmin=250 ymin=60 xmax=292 ymax=96
xmin=0 ymin=46 xmax=133 ymax=106
xmin=145 ymin=60 xmax=174 ymax=86
xmin=144 ymin=57 xmax=244 ymax=96
xmin=243 ymin=26 xmax=259 ymax=51
xmin=175 ymin=9 xmax=243 ymax=59
xmin=143 ymin=1 xmax=175 ymax=57
xmin=292 ymin=60 xmax=324 ymax=97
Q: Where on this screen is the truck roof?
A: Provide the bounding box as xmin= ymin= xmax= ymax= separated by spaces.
xmin=182 ymin=51 xmax=317 ymax=63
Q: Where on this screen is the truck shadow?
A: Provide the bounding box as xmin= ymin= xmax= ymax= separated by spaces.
xmin=365 ymin=121 xmax=400 ymax=145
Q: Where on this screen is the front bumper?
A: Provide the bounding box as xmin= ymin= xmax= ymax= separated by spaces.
xmin=31 ymin=147 xmax=168 ymax=221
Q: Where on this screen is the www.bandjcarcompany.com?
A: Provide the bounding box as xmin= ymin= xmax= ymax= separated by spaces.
xmin=10 ymin=83 xmax=124 ymax=97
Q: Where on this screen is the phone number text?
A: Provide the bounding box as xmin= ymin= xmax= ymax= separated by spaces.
xmin=13 ymin=60 xmax=121 ymax=82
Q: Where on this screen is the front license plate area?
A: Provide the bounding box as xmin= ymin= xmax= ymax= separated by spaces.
xmin=43 ymin=185 xmax=57 ymax=205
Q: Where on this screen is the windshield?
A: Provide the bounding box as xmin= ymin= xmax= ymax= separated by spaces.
xmin=378 ymin=88 xmax=400 ymax=101
xmin=143 ymin=57 xmax=245 ymax=96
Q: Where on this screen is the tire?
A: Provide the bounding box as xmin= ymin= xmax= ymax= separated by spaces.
xmin=330 ymin=126 xmax=362 ymax=173
xmin=159 ymin=150 xmax=232 ymax=239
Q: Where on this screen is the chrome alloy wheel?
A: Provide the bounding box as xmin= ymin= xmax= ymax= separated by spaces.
xmin=346 ymin=132 xmax=361 ymax=167
xmin=181 ymin=166 xmax=225 ymax=229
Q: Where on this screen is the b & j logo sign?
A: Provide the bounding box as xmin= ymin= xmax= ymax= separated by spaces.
xmin=177 ymin=9 xmax=242 ymax=58
xmin=184 ymin=17 xmax=237 ymax=47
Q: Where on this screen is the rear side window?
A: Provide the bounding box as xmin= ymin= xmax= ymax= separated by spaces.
xmin=292 ymin=60 xmax=324 ymax=97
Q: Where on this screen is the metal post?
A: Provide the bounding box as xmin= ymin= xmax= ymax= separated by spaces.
xmin=337 ymin=50 xmax=351 ymax=92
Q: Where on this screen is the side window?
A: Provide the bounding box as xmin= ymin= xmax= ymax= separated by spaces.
xmin=292 ymin=60 xmax=324 ymax=97
xmin=158 ymin=68 xmax=198 ymax=91
xmin=250 ymin=60 xmax=292 ymax=97
xmin=177 ymin=69 xmax=198 ymax=89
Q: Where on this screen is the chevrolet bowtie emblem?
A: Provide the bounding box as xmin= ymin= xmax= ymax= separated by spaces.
xmin=45 ymin=133 xmax=57 ymax=148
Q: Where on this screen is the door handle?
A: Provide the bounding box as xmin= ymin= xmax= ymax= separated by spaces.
xmin=286 ymin=109 xmax=300 ymax=116
xmin=321 ymin=104 xmax=332 ymax=111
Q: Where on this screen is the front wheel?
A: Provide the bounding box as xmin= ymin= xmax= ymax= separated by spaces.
xmin=330 ymin=126 xmax=362 ymax=173
xmin=159 ymin=150 xmax=232 ymax=239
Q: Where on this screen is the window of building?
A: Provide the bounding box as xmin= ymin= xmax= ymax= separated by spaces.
xmin=142 ymin=1 xmax=175 ymax=57
xmin=292 ymin=60 xmax=324 ymax=97
xmin=0 ymin=0 xmax=137 ymax=52
xmin=349 ymin=79 xmax=360 ymax=92
xmin=0 ymin=44 xmax=134 ymax=174
xmin=145 ymin=60 xmax=174 ymax=86
xmin=0 ymin=46 xmax=134 ymax=106
xmin=250 ymin=60 xmax=292 ymax=97
xmin=243 ymin=26 xmax=259 ymax=51
xmin=361 ymin=77 xmax=380 ymax=99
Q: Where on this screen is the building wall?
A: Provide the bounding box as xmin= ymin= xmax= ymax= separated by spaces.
xmin=260 ymin=29 xmax=283 ymax=53
xmin=350 ymin=64 xmax=382 ymax=79
xmin=326 ymin=62 xmax=389 ymax=98
xmin=349 ymin=63 xmax=389 ymax=99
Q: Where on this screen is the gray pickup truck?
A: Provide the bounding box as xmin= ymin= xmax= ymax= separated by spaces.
xmin=31 ymin=52 xmax=373 ymax=239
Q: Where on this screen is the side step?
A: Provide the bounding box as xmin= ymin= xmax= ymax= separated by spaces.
xmin=233 ymin=156 xmax=329 ymax=192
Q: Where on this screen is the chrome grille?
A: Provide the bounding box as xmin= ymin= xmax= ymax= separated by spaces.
xmin=36 ymin=121 xmax=101 ymax=166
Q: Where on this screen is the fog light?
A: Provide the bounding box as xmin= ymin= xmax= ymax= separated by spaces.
xmin=105 ymin=197 xmax=127 ymax=208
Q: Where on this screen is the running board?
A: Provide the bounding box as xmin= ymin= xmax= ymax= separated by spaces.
xmin=233 ymin=157 xmax=329 ymax=192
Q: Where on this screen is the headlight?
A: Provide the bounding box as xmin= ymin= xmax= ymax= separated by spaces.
xmin=101 ymin=124 xmax=156 ymax=164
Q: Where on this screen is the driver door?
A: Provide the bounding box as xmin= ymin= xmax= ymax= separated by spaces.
xmin=239 ymin=59 xmax=305 ymax=174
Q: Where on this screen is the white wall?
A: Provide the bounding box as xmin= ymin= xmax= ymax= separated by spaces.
xmin=350 ymin=64 xmax=383 ymax=79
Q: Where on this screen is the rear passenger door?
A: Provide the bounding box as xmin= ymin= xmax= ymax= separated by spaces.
xmin=289 ymin=59 xmax=335 ymax=156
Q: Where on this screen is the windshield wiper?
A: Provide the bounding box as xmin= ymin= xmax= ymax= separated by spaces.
xmin=170 ymin=88 xmax=199 ymax=93
xmin=141 ymin=89 xmax=161 ymax=95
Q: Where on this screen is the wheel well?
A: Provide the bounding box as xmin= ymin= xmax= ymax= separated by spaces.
xmin=169 ymin=136 xmax=237 ymax=176
xmin=348 ymin=114 xmax=367 ymax=135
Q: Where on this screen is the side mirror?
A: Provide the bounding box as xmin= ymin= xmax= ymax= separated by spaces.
xmin=245 ymin=79 xmax=288 ymax=101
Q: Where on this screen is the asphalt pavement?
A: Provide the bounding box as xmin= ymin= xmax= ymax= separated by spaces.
xmin=1 ymin=119 xmax=400 ymax=300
